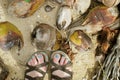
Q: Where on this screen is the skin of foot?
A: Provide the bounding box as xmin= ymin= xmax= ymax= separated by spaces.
xmin=52 ymin=53 xmax=72 ymax=80
xmin=25 ymin=52 xmax=72 ymax=80
xmin=25 ymin=53 xmax=47 ymax=80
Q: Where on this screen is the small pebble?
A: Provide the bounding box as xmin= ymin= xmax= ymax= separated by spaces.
xmin=45 ymin=5 xmax=55 ymax=12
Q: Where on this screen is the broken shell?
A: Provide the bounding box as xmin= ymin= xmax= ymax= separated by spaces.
xmin=102 ymin=0 xmax=120 ymax=7
xmin=31 ymin=23 xmax=56 ymax=50
xmin=69 ymin=30 xmax=92 ymax=51
xmin=0 ymin=22 xmax=24 ymax=51
xmin=8 ymin=0 xmax=45 ymax=17
xmin=56 ymin=5 xmax=72 ymax=30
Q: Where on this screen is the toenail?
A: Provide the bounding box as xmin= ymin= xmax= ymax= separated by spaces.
xmin=38 ymin=55 xmax=42 ymax=58
xmin=55 ymin=54 xmax=59 ymax=58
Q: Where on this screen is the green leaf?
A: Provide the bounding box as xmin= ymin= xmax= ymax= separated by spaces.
xmin=25 ymin=0 xmax=31 ymax=2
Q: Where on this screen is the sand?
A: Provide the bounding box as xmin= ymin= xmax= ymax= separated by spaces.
xmin=0 ymin=0 xmax=95 ymax=80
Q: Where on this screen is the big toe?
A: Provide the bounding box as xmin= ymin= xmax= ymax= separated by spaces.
xmin=35 ymin=53 xmax=44 ymax=64
xmin=28 ymin=56 xmax=37 ymax=66
xmin=53 ymin=53 xmax=61 ymax=65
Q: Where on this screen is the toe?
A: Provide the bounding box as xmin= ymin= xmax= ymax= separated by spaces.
xmin=35 ymin=53 xmax=44 ymax=64
xmin=53 ymin=53 xmax=61 ymax=65
xmin=28 ymin=58 xmax=33 ymax=66
xmin=31 ymin=56 xmax=38 ymax=66
xmin=64 ymin=59 xmax=68 ymax=65
xmin=25 ymin=52 xmax=48 ymax=79
xmin=36 ymin=53 xmax=47 ymax=72
xmin=60 ymin=56 xmax=65 ymax=65
xmin=51 ymin=51 xmax=72 ymax=79
xmin=32 ymin=56 xmax=38 ymax=66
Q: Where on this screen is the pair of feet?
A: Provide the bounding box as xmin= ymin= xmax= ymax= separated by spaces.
xmin=25 ymin=50 xmax=73 ymax=80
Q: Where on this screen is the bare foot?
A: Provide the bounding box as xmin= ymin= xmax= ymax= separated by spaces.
xmin=25 ymin=51 xmax=48 ymax=80
xmin=51 ymin=51 xmax=73 ymax=80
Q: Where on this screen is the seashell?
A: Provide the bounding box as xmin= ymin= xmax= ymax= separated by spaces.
xmin=69 ymin=30 xmax=92 ymax=51
xmin=82 ymin=6 xmax=119 ymax=34
xmin=0 ymin=21 xmax=24 ymax=51
xmin=31 ymin=23 xmax=56 ymax=50
xmin=56 ymin=5 xmax=72 ymax=30
xmin=102 ymin=0 xmax=120 ymax=7
xmin=8 ymin=0 xmax=45 ymax=18
xmin=72 ymin=0 xmax=91 ymax=15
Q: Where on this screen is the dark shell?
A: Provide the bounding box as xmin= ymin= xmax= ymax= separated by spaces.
xmin=31 ymin=23 xmax=56 ymax=50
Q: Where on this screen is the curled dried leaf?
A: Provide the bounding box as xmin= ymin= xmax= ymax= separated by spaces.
xmin=83 ymin=6 xmax=118 ymax=26
xmin=80 ymin=6 xmax=119 ymax=34
xmin=96 ymin=27 xmax=118 ymax=57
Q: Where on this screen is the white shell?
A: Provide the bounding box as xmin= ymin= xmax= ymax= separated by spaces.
xmin=56 ymin=5 xmax=72 ymax=30
xmin=72 ymin=0 xmax=91 ymax=19
xmin=102 ymin=0 xmax=120 ymax=7
xmin=73 ymin=0 xmax=91 ymax=14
